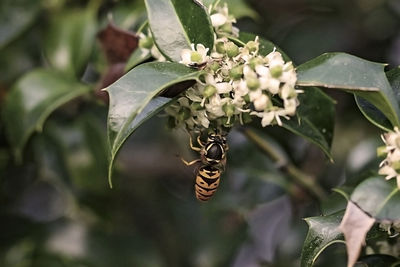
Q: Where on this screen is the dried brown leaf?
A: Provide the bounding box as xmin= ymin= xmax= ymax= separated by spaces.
xmin=97 ymin=23 xmax=139 ymax=64
xmin=339 ymin=202 xmax=375 ymax=267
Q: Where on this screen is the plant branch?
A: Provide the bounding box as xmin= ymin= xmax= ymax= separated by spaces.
xmin=242 ymin=127 xmax=326 ymax=200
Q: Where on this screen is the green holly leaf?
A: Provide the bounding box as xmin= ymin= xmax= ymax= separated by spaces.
xmin=106 ymin=62 xmax=204 ymax=187
xmin=355 ymin=67 xmax=400 ymax=131
xmin=124 ymin=48 xmax=152 ymax=72
xmin=145 ymin=0 xmax=214 ymax=62
xmin=351 ymin=177 xmax=400 ymax=221
xmin=301 ymin=211 xmax=345 ymax=267
xmin=2 ymin=69 xmax=91 ymax=160
xmin=44 ymin=8 xmax=97 ymax=78
xmin=297 ymin=53 xmax=400 ymax=128
xmin=282 ymin=87 xmax=335 ymax=161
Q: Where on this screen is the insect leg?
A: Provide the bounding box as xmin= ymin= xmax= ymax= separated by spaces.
xmin=190 ymin=135 xmax=202 ymax=151
xmin=181 ymin=158 xmax=202 ymax=166
xmin=197 ymin=135 xmax=204 ymax=147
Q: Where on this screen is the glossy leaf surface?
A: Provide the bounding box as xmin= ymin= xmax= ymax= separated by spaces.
xmin=2 ymin=69 xmax=91 ymax=159
xmin=106 ymin=62 xmax=204 ymax=186
xmin=296 ymin=53 xmax=400 ymax=128
xmin=387 ymin=67 xmax=400 ymax=103
xmin=301 ymin=211 xmax=345 ymax=267
xmin=355 ymin=97 xmax=392 ymax=131
xmin=44 ymin=9 xmax=97 ymax=77
xmin=355 ymin=67 xmax=400 ymax=131
xmin=350 ymin=177 xmax=400 ymax=221
xmin=282 ymin=87 xmax=335 ymax=160
xmin=145 ymin=0 xmax=214 ymax=61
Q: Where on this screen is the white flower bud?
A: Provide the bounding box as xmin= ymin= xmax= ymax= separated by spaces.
xmin=253 ymin=94 xmax=268 ymax=111
xmin=234 ymin=80 xmax=249 ymax=97
xmin=284 ymin=98 xmax=298 ymax=115
xmin=249 ymin=89 xmax=262 ymax=102
xmin=280 ymin=69 xmax=297 ymax=85
xmin=266 ymin=78 xmax=280 ymax=94
xmin=215 ymin=82 xmax=232 ymax=94
xmin=210 ymin=13 xmax=227 ymax=27
xmin=255 ymin=65 xmax=269 ymax=76
xmin=266 ymin=51 xmax=284 ymax=67
xmin=170 ymin=6 xmax=301 ymax=132
xmin=205 ymin=94 xmax=226 ymax=117
xmin=281 ymin=84 xmax=295 ymax=99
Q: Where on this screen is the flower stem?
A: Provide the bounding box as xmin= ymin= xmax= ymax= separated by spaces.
xmin=242 ymin=127 xmax=326 ymax=200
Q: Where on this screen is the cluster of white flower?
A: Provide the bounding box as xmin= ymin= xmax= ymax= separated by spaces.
xmin=165 ymin=3 xmax=300 ymax=132
xmin=378 ymin=127 xmax=400 ymax=189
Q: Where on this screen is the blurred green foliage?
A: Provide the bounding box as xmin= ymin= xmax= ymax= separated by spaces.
xmin=0 ymin=0 xmax=399 ymax=266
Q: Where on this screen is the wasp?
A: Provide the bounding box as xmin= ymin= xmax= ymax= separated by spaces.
xmin=182 ymin=133 xmax=228 ymax=202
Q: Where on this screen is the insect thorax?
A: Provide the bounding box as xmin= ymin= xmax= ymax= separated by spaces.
xmin=202 ymin=133 xmax=227 ymax=165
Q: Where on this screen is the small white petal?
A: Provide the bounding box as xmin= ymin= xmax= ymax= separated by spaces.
xmin=205 ymin=74 xmax=216 ymax=85
xmin=254 ymin=94 xmax=268 ymax=111
xmin=280 ymin=70 xmax=297 ymax=85
xmin=196 ymin=44 xmax=208 ymax=57
xmin=210 ymin=13 xmax=227 ymax=27
xmin=180 ymin=49 xmax=192 ymax=65
xmin=267 ymin=79 xmax=280 ymax=94
xmin=275 ymin=114 xmax=282 ymax=126
xmin=266 ymin=51 xmax=284 ymax=66
xmin=261 ymin=112 xmax=275 ymax=127
xmin=243 ymin=65 xmax=256 ymax=77
xmin=249 ymin=89 xmax=262 ymax=102
xmin=231 ymin=26 xmax=240 ymax=37
xmin=255 ymin=65 xmax=269 ymax=76
xmin=234 ymin=80 xmax=249 ymax=97
xmin=281 ymin=84 xmax=294 ymax=99
xmin=215 ymin=82 xmax=232 ymax=94
xmin=284 ymin=98 xmax=297 ymax=115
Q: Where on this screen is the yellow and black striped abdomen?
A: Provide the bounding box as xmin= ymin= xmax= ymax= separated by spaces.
xmin=195 ymin=165 xmax=221 ymax=202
